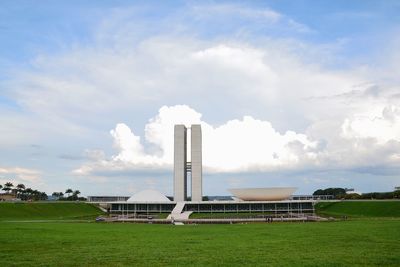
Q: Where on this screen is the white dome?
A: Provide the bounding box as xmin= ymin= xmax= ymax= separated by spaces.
xmin=127 ymin=190 xmax=171 ymax=202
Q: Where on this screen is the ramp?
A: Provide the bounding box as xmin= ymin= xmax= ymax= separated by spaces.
xmin=167 ymin=202 xmax=191 ymax=220
xmin=171 ymin=202 xmax=185 ymax=214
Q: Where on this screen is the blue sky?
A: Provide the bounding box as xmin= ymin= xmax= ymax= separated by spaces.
xmin=0 ymin=1 xmax=399 ymax=196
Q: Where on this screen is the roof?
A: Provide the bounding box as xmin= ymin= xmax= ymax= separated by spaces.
xmin=229 ymin=187 xmax=297 ymax=201
xmin=127 ymin=190 xmax=171 ymax=202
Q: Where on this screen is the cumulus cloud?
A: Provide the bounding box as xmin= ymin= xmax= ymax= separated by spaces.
xmin=342 ymin=105 xmax=400 ymax=144
xmin=75 ymin=103 xmax=400 ymax=179
xmin=75 ymin=105 xmax=321 ymax=175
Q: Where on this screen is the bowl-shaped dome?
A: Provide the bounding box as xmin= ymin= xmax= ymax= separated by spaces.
xmin=229 ymin=187 xmax=297 ymax=201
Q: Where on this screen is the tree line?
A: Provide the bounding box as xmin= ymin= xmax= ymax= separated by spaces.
xmin=0 ymin=182 xmax=47 ymax=201
xmin=313 ymin=187 xmax=400 ymax=199
xmin=0 ymin=181 xmax=86 ymax=201
xmin=51 ymin=189 xmax=85 ymax=201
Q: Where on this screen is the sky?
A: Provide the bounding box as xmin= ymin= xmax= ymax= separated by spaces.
xmin=0 ymin=0 xmax=400 ymax=196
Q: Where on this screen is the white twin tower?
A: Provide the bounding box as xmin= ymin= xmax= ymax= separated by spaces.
xmin=173 ymin=124 xmax=202 ymax=202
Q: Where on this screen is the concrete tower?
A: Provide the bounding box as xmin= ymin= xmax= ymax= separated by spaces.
xmin=191 ymin=124 xmax=202 ymax=201
xmin=174 ymin=125 xmax=187 ymax=202
xmin=173 ymin=124 xmax=203 ymax=202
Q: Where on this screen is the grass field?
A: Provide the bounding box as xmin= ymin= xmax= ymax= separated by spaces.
xmin=0 ymin=202 xmax=103 ymax=221
xmin=1 ymin=201 xmax=399 ymax=266
xmin=316 ymin=201 xmax=400 ymax=218
xmin=1 ymin=220 xmax=399 ymax=266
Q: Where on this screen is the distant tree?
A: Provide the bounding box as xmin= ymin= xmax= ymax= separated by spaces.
xmin=23 ymin=188 xmax=33 ymax=200
xmin=25 ymin=188 xmax=33 ymax=194
xmin=16 ymin=183 xmax=25 ymax=191
xmin=16 ymin=184 xmax=26 ymax=198
xmin=32 ymin=190 xmax=40 ymax=201
xmin=65 ymin=188 xmax=73 ymax=198
xmin=52 ymin=192 xmax=64 ymax=200
xmin=40 ymin=192 xmax=48 ymax=201
xmin=313 ymin=189 xmax=325 ymax=195
xmin=3 ymin=182 xmax=14 ymax=194
xmin=344 ymin=193 xmax=360 ymax=200
xmin=313 ymin=188 xmax=347 ymax=199
xmin=71 ymin=190 xmax=81 ymax=200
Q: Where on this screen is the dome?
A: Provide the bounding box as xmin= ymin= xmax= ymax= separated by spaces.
xmin=127 ymin=190 xmax=171 ymax=202
xmin=229 ymin=187 xmax=297 ymax=201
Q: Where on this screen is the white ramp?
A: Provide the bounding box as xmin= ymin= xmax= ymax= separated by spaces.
xmin=171 ymin=202 xmax=185 ymax=214
xmin=168 ymin=202 xmax=191 ymax=220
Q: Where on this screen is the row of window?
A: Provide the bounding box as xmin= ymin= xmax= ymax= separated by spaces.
xmin=110 ymin=203 xmax=314 ymax=212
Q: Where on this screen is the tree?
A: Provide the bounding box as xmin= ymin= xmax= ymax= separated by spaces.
xmin=16 ymin=183 xmax=25 ymax=191
xmin=65 ymin=188 xmax=73 ymax=198
xmin=313 ymin=188 xmax=347 ymax=199
xmin=40 ymin=192 xmax=48 ymax=201
xmin=24 ymin=188 xmax=33 ymax=200
xmin=3 ymin=182 xmax=14 ymax=194
xmin=72 ymin=190 xmax=81 ymax=200
xmin=32 ymin=190 xmax=40 ymax=201
xmin=52 ymin=192 xmax=64 ymax=199
xmin=16 ymin=184 xmax=26 ymax=198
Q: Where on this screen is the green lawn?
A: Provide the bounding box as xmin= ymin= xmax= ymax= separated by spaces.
xmin=316 ymin=201 xmax=400 ymax=218
xmin=0 ymin=220 xmax=399 ymax=266
xmin=1 ymin=201 xmax=399 ymax=266
xmin=0 ymin=202 xmax=103 ymax=221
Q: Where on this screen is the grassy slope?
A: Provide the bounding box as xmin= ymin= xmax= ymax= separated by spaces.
xmin=316 ymin=201 xmax=400 ymax=218
xmin=0 ymin=202 xmax=103 ymax=221
xmin=0 ymin=221 xmax=399 ymax=266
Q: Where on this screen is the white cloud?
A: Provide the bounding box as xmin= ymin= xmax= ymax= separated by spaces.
xmin=341 ymin=105 xmax=400 ymax=144
xmin=75 ymin=105 xmax=320 ymax=175
xmin=191 ymin=4 xmax=282 ymax=23
xmin=0 ymin=166 xmax=42 ymax=184
xmin=2 ymin=3 xmax=400 ymax=193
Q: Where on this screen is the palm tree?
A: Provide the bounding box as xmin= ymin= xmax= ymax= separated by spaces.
xmin=24 ymin=188 xmax=33 ymax=200
xmin=16 ymin=184 xmax=25 ymax=198
xmin=16 ymin=183 xmax=25 ymax=191
xmin=3 ymin=182 xmax=13 ymax=194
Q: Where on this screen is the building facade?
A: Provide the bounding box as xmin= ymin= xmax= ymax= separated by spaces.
xmin=173 ymin=124 xmax=203 ymax=201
